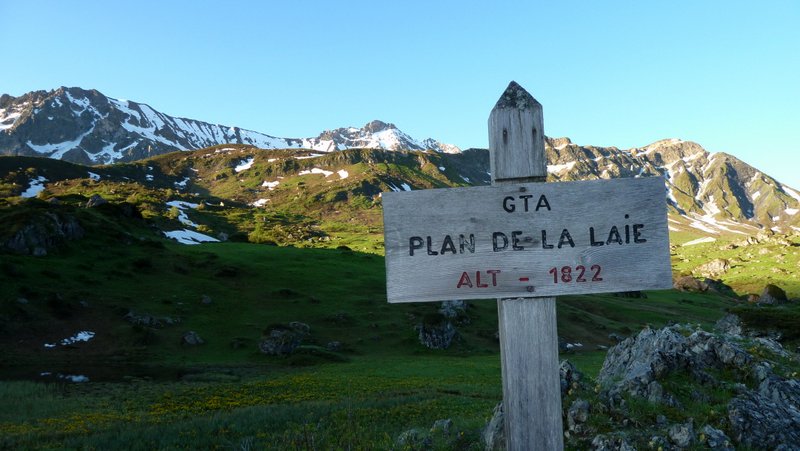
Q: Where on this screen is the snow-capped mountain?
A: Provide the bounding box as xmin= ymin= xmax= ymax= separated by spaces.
xmin=543 ymin=137 xmax=800 ymax=235
xmin=0 ymin=87 xmax=461 ymax=165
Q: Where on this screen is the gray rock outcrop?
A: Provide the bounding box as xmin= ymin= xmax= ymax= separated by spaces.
xmin=258 ymin=322 xmax=310 ymax=356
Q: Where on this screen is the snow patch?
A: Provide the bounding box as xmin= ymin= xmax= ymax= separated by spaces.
xmin=784 ymin=187 xmax=800 ymax=204
xmin=295 ymin=153 xmax=323 ymax=160
xmin=61 ymin=331 xmax=95 ymax=345
xmin=439 ymin=166 xmax=446 ymax=171
xmin=752 ymin=191 xmax=761 ymax=201
xmin=547 ymin=162 xmax=576 ymax=173
xmin=461 ymin=175 xmax=471 ymax=183
xmin=786 ymin=208 xmax=798 ymax=215
xmin=174 ymin=177 xmax=190 ymax=189
xmin=251 ymin=198 xmax=270 ymax=207
xmin=262 ymin=180 xmax=280 ymax=190
xmin=401 ymin=183 xmax=411 ymax=191
xmin=683 ymin=237 xmax=717 ymax=246
xmin=145 ymin=174 xmax=154 ymax=181
xmin=87 ymin=171 xmax=101 ymax=181
xmin=268 ymin=158 xmax=278 ymax=162
xmin=166 ymin=200 xmax=200 ymax=227
xmin=21 ymin=176 xmax=47 ymax=198
xmin=164 ymin=229 xmax=220 ymax=245
xmin=299 ymin=168 xmax=334 ymax=177
xmin=337 ymin=169 xmax=349 ymax=179
xmin=234 ymin=157 xmax=254 ymax=172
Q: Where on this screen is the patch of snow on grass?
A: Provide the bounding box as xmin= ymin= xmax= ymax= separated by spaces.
xmin=262 ymin=180 xmax=280 ymax=190
xmin=21 ymin=176 xmax=47 ymax=198
xmin=174 ymin=177 xmax=190 ymax=189
xmin=337 ymin=169 xmax=349 ymax=179
xmin=401 ymin=183 xmax=412 ymax=191
xmin=59 ymin=374 xmax=89 ymax=383
xmin=295 ymin=153 xmax=323 ymax=160
xmin=786 ymin=208 xmax=799 ymax=215
xmin=166 ymin=201 xmax=200 ymax=227
xmin=235 ymin=157 xmax=254 ymax=172
xmin=683 ymin=237 xmax=717 ymax=246
xmin=439 ymin=166 xmax=446 ymax=171
xmin=145 ymin=174 xmax=154 ymax=181
xmin=252 ymin=198 xmax=270 ymax=207
xmin=461 ymin=175 xmax=471 ymax=183
xmin=298 ymin=168 xmax=334 ymax=177
xmin=784 ymin=187 xmax=800 ymax=203
xmin=164 ymin=229 xmax=220 ymax=245
xmin=268 ymin=158 xmax=278 ymax=162
xmin=752 ymin=191 xmax=761 ymax=201
xmin=88 ymin=171 xmax=101 ymax=181
xmin=61 ymin=331 xmax=95 ymax=345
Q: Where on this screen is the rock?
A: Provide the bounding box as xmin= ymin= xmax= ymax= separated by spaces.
xmin=747 ymin=294 xmax=760 ymax=303
xmin=598 ymin=325 xmax=752 ymax=408
xmin=608 ymin=333 xmax=626 ymax=343
xmin=200 ymin=294 xmax=212 ymax=305
xmin=667 ymin=419 xmax=695 ymax=447
xmin=728 ymin=379 xmax=800 ymax=449
xmin=759 ymin=284 xmax=787 ymax=305
xmin=85 ymin=194 xmax=108 ymax=208
xmin=217 ymin=232 xmax=229 ymax=242
xmin=181 ymin=331 xmax=204 ymax=346
xmin=753 ymin=337 xmax=790 ymax=358
xmin=673 ymin=275 xmax=708 ymax=292
xmin=416 ymin=321 xmax=457 ymax=349
xmin=482 ymin=402 xmax=505 ymax=451
xmin=590 ymin=433 xmax=636 ymax=451
xmin=16 ymin=297 xmax=29 ymax=304
xmin=325 ymin=341 xmax=341 ymax=351
xmin=714 ymin=313 xmax=742 ymax=336
xmin=4 ymin=211 xmax=85 ymax=255
xmin=703 ymin=278 xmax=737 ymax=297
xmin=430 ymin=418 xmax=453 ymax=435
xmin=439 ymin=300 xmax=468 ymax=319
xmin=694 ymin=259 xmax=730 ymax=278
xmin=124 ymin=310 xmax=180 ymax=328
xmin=560 ymin=360 xmax=584 ymax=397
xmin=567 ymin=399 xmax=590 ymax=432
xmin=258 ymin=322 xmax=310 ymax=355
xmin=701 ymin=425 xmax=734 ymax=450
xmin=396 ymin=428 xmax=430 ymax=448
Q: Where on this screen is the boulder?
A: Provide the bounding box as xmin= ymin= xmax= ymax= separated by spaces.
xmin=4 ymin=211 xmax=84 ymax=255
xmin=714 ymin=314 xmax=742 ymax=337
xmin=700 ymin=425 xmax=733 ymax=450
xmin=181 ymin=331 xmax=204 ymax=346
xmin=416 ymin=321 xmax=457 ymax=350
xmin=589 ymin=433 xmax=636 ymax=451
xmin=258 ymin=322 xmax=310 ymax=356
xmin=667 ymin=420 xmax=695 ymax=448
xmin=85 ymin=194 xmax=108 ymax=208
xmin=566 ymin=399 xmax=590 ymax=432
xmin=481 ymin=402 xmax=505 ymax=451
xmin=673 ymin=275 xmax=708 ymax=292
xmin=694 ymin=259 xmax=730 ymax=278
xmin=759 ymin=284 xmax=787 ymax=305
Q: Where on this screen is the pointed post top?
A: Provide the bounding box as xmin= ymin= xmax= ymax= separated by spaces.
xmin=493 ymin=81 xmax=542 ymax=111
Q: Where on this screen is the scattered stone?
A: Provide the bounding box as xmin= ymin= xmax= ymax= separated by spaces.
xmin=759 ymin=284 xmax=787 ymax=305
xmin=608 ymin=333 xmax=626 ymax=343
xmin=560 ymin=360 xmax=584 ymax=396
xmin=4 ymin=211 xmax=84 ymax=255
xmin=673 ymin=275 xmax=708 ymax=292
xmin=482 ymin=402 xmax=505 ymax=451
xmin=700 ymin=425 xmax=734 ymax=450
xmin=416 ymin=321 xmax=457 ymax=350
xmin=753 ymin=337 xmax=790 ymax=358
xmin=694 ymin=258 xmax=730 ymax=278
xmin=16 ymin=297 xmax=29 ymax=305
xmin=200 ymin=294 xmax=212 ymax=305
xmin=667 ymin=419 xmax=695 ymax=448
xmin=325 ymin=341 xmax=342 ymax=351
xmin=590 ymin=433 xmax=636 ymax=451
xmin=85 ymin=194 xmax=108 ymax=208
xmin=181 ymin=331 xmax=204 ymax=346
xmin=430 ymin=418 xmax=453 ymax=435
xmin=258 ymin=322 xmax=310 ymax=356
xmin=439 ymin=300 xmax=468 ymax=319
xmin=714 ymin=313 xmax=742 ymax=337
xmin=124 ymin=310 xmax=180 ymax=328
xmin=567 ymin=399 xmax=590 ymax=432
xmin=728 ymin=379 xmax=800 ymax=449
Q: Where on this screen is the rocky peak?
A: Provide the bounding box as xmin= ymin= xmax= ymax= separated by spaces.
xmin=363 ymin=120 xmax=396 ymax=133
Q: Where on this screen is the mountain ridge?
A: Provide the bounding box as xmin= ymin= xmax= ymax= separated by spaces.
xmin=0 ymin=87 xmax=461 ymax=165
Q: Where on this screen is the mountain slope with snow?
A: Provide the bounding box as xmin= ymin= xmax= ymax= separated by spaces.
xmin=0 ymin=87 xmax=460 ymax=165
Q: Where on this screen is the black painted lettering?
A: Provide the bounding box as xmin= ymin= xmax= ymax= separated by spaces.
xmin=440 ymin=235 xmax=457 ymax=255
xmin=633 ymin=224 xmax=647 ymax=243
xmin=589 ymin=227 xmax=604 ymax=246
xmin=625 ymin=224 xmax=630 ymax=244
xmin=541 ymin=230 xmax=554 ymax=249
xmin=519 ymin=194 xmax=533 ymax=212
xmin=606 ymin=226 xmax=623 ymax=245
xmin=409 ymin=236 xmax=424 ymax=256
xmin=557 ymin=229 xmax=575 ymax=248
xmin=459 ymin=234 xmax=475 ymax=254
xmin=511 ymin=231 xmax=524 ymax=250
xmin=536 ymin=194 xmax=551 ymax=211
xmin=502 ymin=196 xmax=515 ymax=213
xmin=492 ymin=232 xmax=508 ymax=252
xmin=426 ymin=236 xmax=439 ymax=255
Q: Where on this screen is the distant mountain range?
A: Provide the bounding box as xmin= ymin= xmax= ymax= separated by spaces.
xmin=1 ymin=86 xmax=799 ymax=236
xmin=0 ymin=87 xmax=459 ymax=165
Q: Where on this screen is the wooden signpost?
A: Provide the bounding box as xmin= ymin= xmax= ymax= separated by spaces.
xmin=382 ymin=82 xmax=672 ymax=450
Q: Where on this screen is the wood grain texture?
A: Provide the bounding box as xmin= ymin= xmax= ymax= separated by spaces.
xmin=382 ymin=177 xmax=672 ymax=303
xmin=491 ymin=81 xmax=563 ymax=451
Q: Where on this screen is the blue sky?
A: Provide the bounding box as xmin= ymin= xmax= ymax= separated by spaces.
xmin=2 ymin=0 xmax=799 ymax=187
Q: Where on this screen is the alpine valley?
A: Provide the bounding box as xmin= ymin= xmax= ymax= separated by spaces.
xmin=2 ymin=87 xmax=800 ymax=450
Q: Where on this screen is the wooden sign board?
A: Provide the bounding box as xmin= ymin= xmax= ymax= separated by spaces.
xmin=382 ymin=176 xmax=671 ymax=303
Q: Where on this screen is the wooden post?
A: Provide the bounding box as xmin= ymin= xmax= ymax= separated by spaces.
xmin=489 ymin=81 xmax=564 ymax=450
